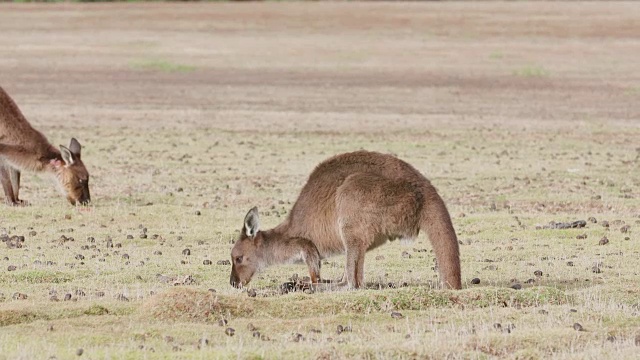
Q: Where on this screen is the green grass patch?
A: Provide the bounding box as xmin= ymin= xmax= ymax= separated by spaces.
xmin=130 ymin=59 xmax=196 ymax=73
xmin=513 ymin=65 xmax=550 ymax=78
xmin=0 ymin=270 xmax=74 ymax=284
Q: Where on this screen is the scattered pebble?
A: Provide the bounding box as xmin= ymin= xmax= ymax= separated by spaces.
xmin=203 ymin=260 xmax=212 ymax=265
xmin=182 ymin=249 xmax=191 ymax=256
xmin=247 ymin=289 xmax=257 ymax=298
xmin=598 ymin=237 xmax=609 ymax=245
xmin=471 ymin=278 xmax=480 ymax=285
xmin=510 ymin=283 xmax=522 ymax=290
xmin=7 ymin=265 xmax=16 ymax=271
xmin=216 ymin=260 xmax=230 ymax=265
xmin=534 ymin=270 xmax=543 ymax=277
xmin=573 ymin=323 xmax=584 ymax=331
xmin=12 ymin=292 xmax=27 ymax=300
xmin=391 ymin=311 xmax=404 ymax=319
xmin=76 ymin=348 xmax=83 ymax=356
xmin=225 ymin=328 xmax=235 ymax=337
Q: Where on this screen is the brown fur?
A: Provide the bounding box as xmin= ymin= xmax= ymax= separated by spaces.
xmin=0 ymin=86 xmax=90 ymax=206
xmin=230 ymin=150 xmax=461 ymax=290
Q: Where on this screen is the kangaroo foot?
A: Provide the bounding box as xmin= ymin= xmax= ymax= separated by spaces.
xmin=6 ymin=199 xmax=29 ymax=207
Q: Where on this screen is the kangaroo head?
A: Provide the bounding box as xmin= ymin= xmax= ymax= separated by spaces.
xmin=230 ymin=207 xmax=264 ymax=288
xmin=52 ymin=138 xmax=91 ymax=206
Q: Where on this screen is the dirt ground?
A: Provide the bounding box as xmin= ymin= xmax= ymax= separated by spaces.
xmin=0 ymin=2 xmax=639 ymax=359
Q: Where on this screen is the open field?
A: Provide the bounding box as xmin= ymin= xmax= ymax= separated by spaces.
xmin=1 ymin=2 xmax=639 ymax=359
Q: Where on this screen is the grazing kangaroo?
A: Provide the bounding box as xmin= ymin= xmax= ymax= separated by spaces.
xmin=230 ymin=150 xmax=461 ymax=290
xmin=0 ymin=86 xmax=90 ymax=206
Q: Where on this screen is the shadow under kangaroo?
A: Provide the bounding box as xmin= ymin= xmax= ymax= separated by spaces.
xmin=0 ymin=86 xmax=90 ymax=206
xmin=230 ymin=150 xmax=461 ymax=290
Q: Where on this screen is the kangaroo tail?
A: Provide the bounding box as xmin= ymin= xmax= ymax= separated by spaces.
xmin=421 ymin=185 xmax=461 ymax=289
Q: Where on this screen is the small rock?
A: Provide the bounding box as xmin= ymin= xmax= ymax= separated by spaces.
xmin=218 ymin=319 xmax=228 ymax=327
xmin=7 ymin=265 xmax=16 ymax=271
xmin=391 ymin=311 xmax=404 ymax=319
xmin=76 ymin=348 xmax=83 ymax=356
xmin=538 ymin=309 xmax=548 ymax=315
xmin=588 ymin=217 xmax=597 ymax=223
xmin=64 ymin=293 xmax=72 ymax=301
xmin=12 ymin=292 xmax=27 ymax=300
xmin=153 ymin=250 xmax=162 ymax=255
xmin=598 ymin=237 xmax=609 ymax=245
xmin=573 ymin=323 xmax=584 ymax=331
xmin=471 ymin=278 xmax=480 ymax=285
xmin=195 ymin=211 xmax=201 ymax=216
xmin=225 ymin=328 xmax=235 ymax=337
xmin=252 ymin=331 xmax=261 ymax=338
xmin=510 ymin=283 xmax=522 ymax=290
xmin=247 ymin=323 xmax=257 ymax=332
xmin=247 ymin=289 xmax=257 ymax=298
xmin=203 ymin=260 xmax=212 ymax=265
xmin=534 ymin=270 xmax=543 ymax=277
xmin=525 ymin=278 xmax=536 ymax=284
xmin=182 ymin=249 xmax=191 ymax=256
xmin=576 ymin=234 xmax=587 ymax=239
xmin=401 ymin=251 xmax=412 ymax=259
xmin=567 ymin=261 xmax=574 ymax=267
xmin=216 ymin=260 xmax=230 ymax=265
xmin=620 ymin=225 xmax=630 ymax=233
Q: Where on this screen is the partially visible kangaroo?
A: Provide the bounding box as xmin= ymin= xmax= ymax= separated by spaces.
xmin=230 ymin=150 xmax=461 ymax=290
xmin=0 ymin=86 xmax=90 ymax=206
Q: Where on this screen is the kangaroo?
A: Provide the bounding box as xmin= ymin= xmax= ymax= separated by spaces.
xmin=230 ymin=150 xmax=461 ymax=290
xmin=0 ymin=86 xmax=90 ymax=206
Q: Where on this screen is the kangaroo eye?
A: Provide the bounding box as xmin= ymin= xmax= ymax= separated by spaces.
xmin=235 ymin=256 xmax=243 ymax=264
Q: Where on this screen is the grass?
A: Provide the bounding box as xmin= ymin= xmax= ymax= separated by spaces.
xmin=512 ymin=65 xmax=550 ymax=78
xmin=0 ymin=123 xmax=637 ymax=359
xmin=130 ymin=59 xmax=196 ymax=73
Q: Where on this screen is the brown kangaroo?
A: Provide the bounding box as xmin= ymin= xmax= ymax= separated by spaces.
xmin=230 ymin=150 xmax=461 ymax=290
xmin=0 ymin=86 xmax=90 ymax=206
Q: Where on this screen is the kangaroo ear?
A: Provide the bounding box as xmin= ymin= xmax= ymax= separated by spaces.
xmin=243 ymin=207 xmax=260 ymax=239
xmin=59 ymin=145 xmax=74 ymax=166
xmin=69 ymin=138 xmax=82 ymax=158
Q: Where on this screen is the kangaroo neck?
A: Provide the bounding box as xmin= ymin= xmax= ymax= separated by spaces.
xmin=259 ymin=225 xmax=295 ymax=266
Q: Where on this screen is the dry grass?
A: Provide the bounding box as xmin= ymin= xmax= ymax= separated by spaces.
xmin=0 ymin=2 xmax=639 ymax=359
